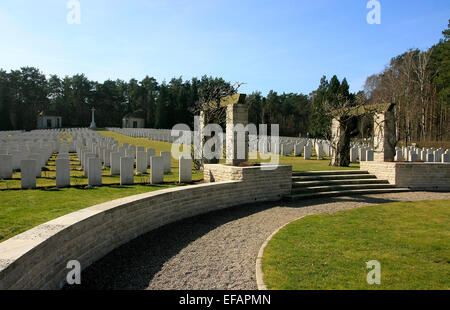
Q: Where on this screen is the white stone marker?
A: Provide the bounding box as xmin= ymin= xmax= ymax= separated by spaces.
xmin=395 ymin=150 xmax=403 ymax=161
xmin=120 ymin=157 xmax=134 ymax=185
xmin=57 ymin=153 xmax=69 ymax=160
xmin=315 ymin=143 xmax=324 ymax=160
xmin=56 ymin=158 xmax=70 ymax=187
xmin=304 ymin=145 xmax=312 ymax=160
xmin=84 ymin=153 xmax=96 ymax=177
xmin=110 ymin=152 xmax=121 ymax=175
xmin=350 ymin=148 xmax=358 ymax=163
xmin=29 ymin=154 xmax=42 ymax=178
xmin=366 ymin=150 xmax=374 ymax=161
xmin=88 ymin=157 xmax=102 ymax=186
xmin=161 ymin=151 xmax=171 ymax=174
xmin=0 ymin=154 xmax=13 ymax=179
xmin=103 ymin=149 xmax=111 ymax=167
xmin=179 ymin=156 xmax=192 ymax=183
xmin=118 ymin=146 xmax=126 ymax=157
xmin=137 ymin=146 xmax=145 ymax=157
xmin=359 ymin=148 xmax=367 ymax=161
xmin=127 ymin=145 xmax=136 ymax=159
xmin=294 ymin=144 xmax=303 ymax=156
xmin=147 ymin=148 xmax=156 ymax=167
xmin=151 ymin=156 xmax=164 ymax=184
xmin=21 ymin=159 xmax=37 ymax=189
xmin=136 ymin=151 xmax=148 ymax=174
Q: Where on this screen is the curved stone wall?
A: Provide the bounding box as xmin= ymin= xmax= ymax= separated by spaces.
xmin=0 ymin=165 xmax=291 ymax=289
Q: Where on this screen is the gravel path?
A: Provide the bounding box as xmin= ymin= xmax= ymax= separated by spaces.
xmin=70 ymin=191 xmax=450 ymax=290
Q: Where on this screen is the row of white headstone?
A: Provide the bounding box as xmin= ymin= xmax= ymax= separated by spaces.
xmin=0 ymin=129 xmax=72 ymax=188
xmin=107 ymin=127 xmax=334 ymax=160
xmin=0 ymin=128 xmax=193 ymax=189
xmin=72 ymin=129 xmax=193 ymax=186
xmin=394 ymin=146 xmax=449 ymax=163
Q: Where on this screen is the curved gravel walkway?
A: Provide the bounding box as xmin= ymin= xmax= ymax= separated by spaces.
xmin=69 ymin=191 xmax=450 ymax=290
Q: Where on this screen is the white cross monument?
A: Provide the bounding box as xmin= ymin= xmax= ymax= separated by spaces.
xmin=90 ymin=107 xmax=97 ymax=129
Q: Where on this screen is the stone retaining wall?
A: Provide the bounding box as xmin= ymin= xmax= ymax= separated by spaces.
xmin=361 ymin=161 xmax=450 ymax=190
xmin=0 ymin=165 xmax=292 ymax=289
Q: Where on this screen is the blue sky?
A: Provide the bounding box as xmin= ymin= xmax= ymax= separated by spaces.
xmin=0 ymin=0 xmax=448 ymax=95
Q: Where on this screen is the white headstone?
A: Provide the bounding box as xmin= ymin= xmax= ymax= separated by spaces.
xmin=161 ymin=151 xmax=171 ymax=174
xmin=179 ymin=157 xmax=192 ymax=183
xmin=366 ymin=150 xmax=374 ymax=161
xmin=88 ymin=157 xmax=102 ymax=186
xmin=103 ymin=149 xmax=111 ymax=167
xmin=21 ymin=159 xmax=37 ymax=189
xmin=120 ymin=157 xmax=134 ymax=185
xmin=56 ymin=158 xmax=70 ymax=187
xmin=110 ymin=152 xmax=120 ymax=175
xmin=147 ymin=148 xmax=156 ymax=167
xmin=0 ymin=154 xmax=13 ymax=179
xmin=29 ymin=154 xmax=42 ymax=178
xmin=304 ymin=144 xmax=312 ymax=160
xmin=136 ymin=151 xmax=148 ymax=174
xmin=150 ymin=156 xmax=164 ymax=184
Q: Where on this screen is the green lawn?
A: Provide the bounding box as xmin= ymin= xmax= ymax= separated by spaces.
xmin=262 ymin=200 xmax=450 ymax=290
xmin=0 ymin=185 xmax=177 ymax=242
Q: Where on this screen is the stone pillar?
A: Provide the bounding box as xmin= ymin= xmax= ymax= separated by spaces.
xmin=373 ymin=110 xmax=395 ymax=162
xmin=226 ymin=104 xmax=249 ymax=166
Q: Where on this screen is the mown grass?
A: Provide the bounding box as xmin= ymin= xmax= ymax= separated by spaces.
xmin=262 ymin=200 xmax=450 ymax=290
xmin=0 ymin=184 xmax=177 ymax=242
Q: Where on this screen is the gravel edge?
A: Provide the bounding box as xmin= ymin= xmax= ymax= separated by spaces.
xmin=255 ymin=217 xmax=306 ymax=290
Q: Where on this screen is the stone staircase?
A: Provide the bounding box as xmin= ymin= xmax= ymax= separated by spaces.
xmin=285 ymin=170 xmax=410 ymax=201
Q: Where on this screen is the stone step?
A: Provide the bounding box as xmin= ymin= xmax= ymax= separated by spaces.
xmin=292 ymin=170 xmax=369 ymax=176
xmin=291 ymin=183 xmax=397 ymax=194
xmin=285 ymin=188 xmax=411 ymax=201
xmin=292 ymin=179 xmax=389 ymax=188
xmin=292 ymin=174 xmax=377 ymax=182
